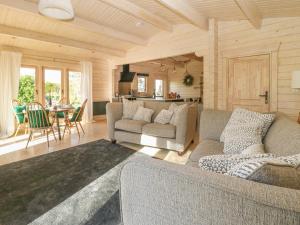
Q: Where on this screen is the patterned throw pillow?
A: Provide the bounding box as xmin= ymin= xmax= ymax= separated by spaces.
xmin=220 ymin=108 xmax=275 ymax=142
xmin=133 ymin=106 xmax=154 ymax=123
xmin=154 ymin=109 xmax=173 ymax=124
xmin=122 ymin=99 xmax=144 ymax=120
xmin=168 ymin=103 xmax=188 ymax=125
xmin=198 ymin=153 xmax=274 ymax=174
xmin=223 ymin=123 xmax=264 ymax=154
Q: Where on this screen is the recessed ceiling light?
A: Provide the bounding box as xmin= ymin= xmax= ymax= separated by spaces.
xmin=135 ymin=21 xmax=144 ymax=27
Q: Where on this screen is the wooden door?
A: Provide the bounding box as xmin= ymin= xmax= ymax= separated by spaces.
xmin=228 ymin=54 xmax=270 ymax=112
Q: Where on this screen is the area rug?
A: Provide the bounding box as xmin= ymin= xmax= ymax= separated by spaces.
xmin=0 ymin=139 xmax=138 ymax=225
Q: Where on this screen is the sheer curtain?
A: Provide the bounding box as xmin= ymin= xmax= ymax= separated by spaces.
xmin=80 ymin=61 xmax=93 ymax=123
xmin=0 ymin=51 xmax=22 ymax=137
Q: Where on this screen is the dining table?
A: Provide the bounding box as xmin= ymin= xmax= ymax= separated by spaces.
xmin=50 ymin=106 xmax=75 ymax=140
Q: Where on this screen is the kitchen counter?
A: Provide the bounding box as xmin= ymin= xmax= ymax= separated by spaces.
xmin=112 ymin=96 xmax=185 ymax=102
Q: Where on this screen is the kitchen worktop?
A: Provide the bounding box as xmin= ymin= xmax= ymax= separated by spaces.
xmin=112 ymin=96 xmax=185 ymax=102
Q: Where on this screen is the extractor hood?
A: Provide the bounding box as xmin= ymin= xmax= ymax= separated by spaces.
xmin=119 ymin=64 xmax=136 ymax=82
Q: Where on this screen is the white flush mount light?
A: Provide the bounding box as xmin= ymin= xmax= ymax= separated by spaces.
xmin=38 ymin=0 xmax=74 ymax=20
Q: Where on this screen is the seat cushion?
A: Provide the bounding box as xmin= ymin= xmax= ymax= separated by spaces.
xmin=188 ymin=140 xmax=224 ymax=163
xmin=264 ymin=114 xmax=300 ymax=156
xmin=115 ymin=119 xmax=148 ymax=134
xmin=142 ymin=123 xmax=176 ymax=139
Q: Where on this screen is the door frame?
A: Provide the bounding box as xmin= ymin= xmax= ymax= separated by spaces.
xmin=221 ymin=42 xmax=280 ymax=112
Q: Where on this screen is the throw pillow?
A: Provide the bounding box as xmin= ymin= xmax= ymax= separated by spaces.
xmin=220 ymin=108 xmax=275 ymax=142
xmin=198 ymin=153 xmax=274 ymax=174
xmin=241 ymin=144 xmax=265 ymax=155
xmin=133 ymin=106 xmax=154 ymax=123
xmin=223 ymin=123 xmax=263 ymax=154
xmin=154 ymin=109 xmax=173 ymax=124
xmin=122 ymin=99 xmax=144 ymax=120
xmin=226 ymin=154 xmax=300 ymax=189
xmin=168 ymin=103 xmax=188 ymax=125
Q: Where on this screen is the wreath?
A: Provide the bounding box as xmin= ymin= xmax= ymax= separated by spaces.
xmin=183 ymin=74 xmax=194 ymax=86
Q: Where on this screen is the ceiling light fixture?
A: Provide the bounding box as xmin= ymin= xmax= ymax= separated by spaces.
xmin=38 ymin=0 xmax=74 ymax=20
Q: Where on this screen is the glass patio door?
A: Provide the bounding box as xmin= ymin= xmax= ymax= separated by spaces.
xmin=43 ymin=68 xmax=62 ymax=107
xmin=18 ymin=67 xmax=37 ymax=103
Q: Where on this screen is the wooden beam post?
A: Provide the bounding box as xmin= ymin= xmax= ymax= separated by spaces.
xmin=157 ymin=0 xmax=208 ymax=30
xmin=0 ymin=25 xmax=126 ymax=57
xmin=234 ymin=0 xmax=262 ymax=29
xmin=208 ymin=18 xmax=218 ymax=109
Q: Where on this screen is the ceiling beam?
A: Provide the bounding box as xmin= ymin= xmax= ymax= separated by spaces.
xmin=234 ymin=0 xmax=262 ymax=29
xmin=100 ymin=0 xmax=172 ymax=32
xmin=0 ymin=24 xmax=126 ymax=57
xmin=0 ymin=0 xmax=147 ymax=46
xmin=156 ymin=0 xmax=208 ymax=30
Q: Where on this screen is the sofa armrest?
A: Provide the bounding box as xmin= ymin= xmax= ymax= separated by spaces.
xmin=106 ymin=102 xmax=123 ymax=140
xmin=120 ymin=157 xmax=300 ymax=225
xmin=175 ymin=104 xmax=197 ymax=146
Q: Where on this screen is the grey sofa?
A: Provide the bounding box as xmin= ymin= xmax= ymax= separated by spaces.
xmin=106 ymin=101 xmax=198 ymax=154
xmin=120 ymin=110 xmax=300 ymax=225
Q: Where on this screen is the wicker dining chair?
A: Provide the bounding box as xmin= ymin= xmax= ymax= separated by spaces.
xmin=26 ymin=102 xmax=56 ymax=148
xmin=63 ymin=99 xmax=88 ymax=138
xmin=12 ymin=99 xmax=28 ymax=136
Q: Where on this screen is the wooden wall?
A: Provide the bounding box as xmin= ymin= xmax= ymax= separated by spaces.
xmin=113 ymin=63 xmax=169 ymax=97
xmin=168 ymin=60 xmax=203 ymax=98
xmin=113 ymin=18 xmax=300 ymax=120
xmin=218 ymin=17 xmax=300 ymax=120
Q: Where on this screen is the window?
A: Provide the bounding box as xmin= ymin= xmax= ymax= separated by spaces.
xmin=18 ymin=67 xmax=36 ymax=103
xmin=137 ymin=76 xmax=146 ymax=93
xmin=155 ymin=79 xmax=163 ymax=97
xmin=68 ymin=71 xmax=81 ymax=106
xmin=44 ymin=69 xmax=62 ymax=107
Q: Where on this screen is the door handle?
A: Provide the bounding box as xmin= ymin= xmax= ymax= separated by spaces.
xmin=259 ymin=91 xmax=269 ymax=104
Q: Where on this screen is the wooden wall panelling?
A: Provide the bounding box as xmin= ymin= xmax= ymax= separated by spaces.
xmin=208 ymin=18 xmax=218 ymax=109
xmin=218 ymin=18 xmax=300 ymax=119
xmin=168 ymin=60 xmax=203 ymax=98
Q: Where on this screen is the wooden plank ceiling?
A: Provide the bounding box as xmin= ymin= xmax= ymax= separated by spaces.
xmin=0 ymin=0 xmax=299 ymax=60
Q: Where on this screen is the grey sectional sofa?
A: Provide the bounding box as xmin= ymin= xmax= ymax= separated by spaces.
xmin=120 ymin=110 xmax=300 ymax=225
xmin=106 ymin=101 xmax=198 ymax=154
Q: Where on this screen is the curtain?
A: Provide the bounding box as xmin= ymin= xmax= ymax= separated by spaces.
xmin=0 ymin=51 xmax=22 ymax=138
xmin=80 ymin=61 xmax=93 ymax=123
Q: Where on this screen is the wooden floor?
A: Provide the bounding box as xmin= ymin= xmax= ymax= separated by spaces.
xmin=0 ymin=120 xmax=198 ymax=166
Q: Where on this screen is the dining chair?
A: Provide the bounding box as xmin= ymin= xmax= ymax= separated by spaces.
xmin=63 ymin=99 xmax=88 ymax=138
xmin=26 ymin=102 xmax=56 ymax=148
xmin=12 ymin=99 xmax=28 ymax=136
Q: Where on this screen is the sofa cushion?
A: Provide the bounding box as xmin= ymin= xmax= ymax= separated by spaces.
xmin=142 ymin=123 xmax=176 ymax=139
xmin=200 ymin=110 xmax=232 ymax=141
xmin=115 ymin=119 xmax=148 ymax=134
xmin=133 ymin=106 xmax=154 ymax=122
xmin=122 ymin=99 xmax=144 ymax=120
xmin=220 ymin=108 xmax=275 ymax=142
xmin=264 ymin=114 xmax=300 ymax=156
xmin=223 ymin=123 xmax=263 ymax=154
xmin=154 ymin=109 xmax=173 ymax=124
xmin=188 ymin=140 xmax=224 ymax=163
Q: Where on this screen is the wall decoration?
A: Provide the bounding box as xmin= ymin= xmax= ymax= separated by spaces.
xmin=183 ymin=61 xmax=194 ymax=86
xmin=183 ymin=74 xmax=194 ymax=86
